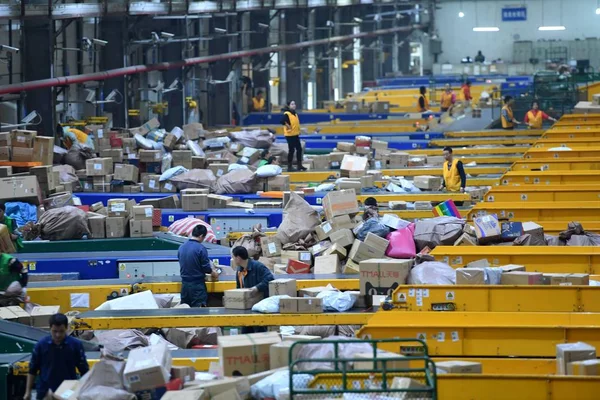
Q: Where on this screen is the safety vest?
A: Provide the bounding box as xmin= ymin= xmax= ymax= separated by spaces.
xmin=252 ymin=97 xmax=265 ymax=111
xmin=441 ymin=92 xmax=454 ymax=109
xmin=0 ymin=253 xmax=18 ymax=291
xmin=501 ymin=105 xmax=514 ymax=129
xmin=2 ymin=216 xmax=22 ymax=249
xmin=417 ymin=95 xmax=429 ymax=112
xmin=527 ymin=110 xmax=544 ymax=129
xmin=283 ymin=111 xmax=300 ymax=137
xmin=443 ymin=160 xmax=462 ymax=192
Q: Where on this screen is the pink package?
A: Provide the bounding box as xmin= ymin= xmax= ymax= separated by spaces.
xmin=385 ymin=223 xmax=416 ymax=259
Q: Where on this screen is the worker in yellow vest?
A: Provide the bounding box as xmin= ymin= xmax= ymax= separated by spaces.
xmin=500 ymin=95 xmax=521 ymax=130
xmin=252 ymin=90 xmax=266 ymax=112
xmin=60 ymin=126 xmax=95 ymax=150
xmin=440 ymin=84 xmax=456 ymax=113
xmin=281 ymin=100 xmax=306 ymax=172
xmin=524 ymin=100 xmax=557 ymax=129
xmin=439 ymin=147 xmax=466 ymax=193
xmin=417 ymin=86 xmax=430 ymax=112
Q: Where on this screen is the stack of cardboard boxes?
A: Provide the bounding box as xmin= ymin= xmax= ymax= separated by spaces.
xmin=0 ymin=130 xmax=53 ymax=166
xmin=0 ymin=305 xmax=60 ymax=328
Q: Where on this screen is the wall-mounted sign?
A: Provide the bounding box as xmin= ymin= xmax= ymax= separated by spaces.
xmin=502 ymin=7 xmax=527 ymax=21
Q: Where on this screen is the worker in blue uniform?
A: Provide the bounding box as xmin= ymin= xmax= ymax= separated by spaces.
xmin=178 ymin=225 xmax=219 ymax=307
xmin=24 ymin=313 xmax=89 ymax=400
xmin=231 ymin=246 xmax=274 ymax=334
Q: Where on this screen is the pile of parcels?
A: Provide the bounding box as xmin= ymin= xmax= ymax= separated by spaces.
xmin=0 ymin=304 xmax=59 ymax=328
xmin=0 ymin=130 xmax=53 ymax=164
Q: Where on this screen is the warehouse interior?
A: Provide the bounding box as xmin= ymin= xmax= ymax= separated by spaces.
xmin=1 ymin=0 xmax=600 ymax=399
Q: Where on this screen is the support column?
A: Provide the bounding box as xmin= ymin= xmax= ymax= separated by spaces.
xmin=100 ymin=18 xmax=127 ymax=128
xmin=277 ymin=11 xmax=287 ymax=107
xmin=307 ymin=9 xmax=317 ymax=110
xmin=160 ymin=19 xmax=184 ymax=130
xmin=332 ymin=8 xmax=343 ymax=101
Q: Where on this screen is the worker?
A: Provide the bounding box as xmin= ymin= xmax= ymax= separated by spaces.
xmin=252 ymin=90 xmax=266 ymax=112
xmin=0 ymin=253 xmax=27 ymax=295
xmin=475 ymin=50 xmax=485 ymax=63
xmin=24 ymin=313 xmax=89 ymax=400
xmin=440 ymin=84 xmax=456 ymax=113
xmin=0 ymin=203 xmax=23 ymax=250
xmin=281 ymin=100 xmax=306 ymax=172
xmin=417 ymin=86 xmax=430 ymax=112
xmin=462 ymin=81 xmax=473 ymax=103
xmin=59 ymin=126 xmax=95 ymax=150
xmin=178 ymin=225 xmax=219 ymax=308
xmin=362 ymin=197 xmax=379 ymax=221
xmin=440 ymin=146 xmax=466 ymax=193
xmin=501 ymin=95 xmax=521 ymax=130
xmin=258 ymin=150 xmax=279 ymax=168
xmin=231 ymin=246 xmax=274 ymax=334
xmin=524 ymin=100 xmax=557 ymax=129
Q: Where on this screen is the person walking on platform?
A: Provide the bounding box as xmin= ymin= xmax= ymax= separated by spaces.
xmin=231 ymin=246 xmax=274 ymax=334
xmin=178 ymin=225 xmax=219 ymax=308
xmin=24 ymin=313 xmax=89 ymax=400
xmin=439 ymin=147 xmax=466 ymax=193
xmin=501 ymin=95 xmax=521 ymax=130
xmin=281 ymin=100 xmax=306 ymax=172
xmin=524 ymin=100 xmax=557 ymax=129
xmin=417 ymin=86 xmax=430 ymax=112
xmin=440 ymin=84 xmax=456 ymax=113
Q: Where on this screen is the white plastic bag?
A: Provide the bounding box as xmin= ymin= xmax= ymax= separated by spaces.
xmin=229 ymin=163 xmax=250 ymax=172
xmin=408 ymin=262 xmax=456 ymax=285
xmin=251 ymin=370 xmax=312 ymax=400
xmin=294 ymin=336 xmax=374 ymax=372
xmin=134 ymin=133 xmax=154 ymax=150
xmin=256 ymin=165 xmax=283 ymax=178
xmin=315 ymin=183 xmax=336 ymax=192
xmin=161 ymin=152 xmax=172 ymax=173
xmin=187 ymin=140 xmax=205 ymax=156
xmin=251 ymin=295 xmax=291 ymax=313
xmin=160 ymin=166 xmax=188 ymax=182
xmin=316 ymin=291 xmax=355 ymax=312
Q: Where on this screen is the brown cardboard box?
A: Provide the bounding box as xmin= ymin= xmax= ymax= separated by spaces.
xmin=107 ymin=198 xmax=134 ymax=218
xmin=454 ymin=233 xmax=477 ymax=246
xmin=341 ymin=155 xmax=369 ymax=178
xmin=436 ymin=361 xmax=483 ymax=374
xmin=322 ymin=189 xmax=359 ymax=221
xmin=269 ymin=279 xmax=297 ymax=297
xmin=388 ymin=152 xmax=409 ymax=168
xmin=0 ymin=175 xmax=41 ymax=204
xmin=88 ymin=216 xmax=106 ymax=239
xmin=260 ymin=236 xmax=281 ymax=257
xmin=501 ymin=271 xmax=543 ymax=285
xmin=171 ymin=366 xmax=196 ymax=382
xmin=5 ymin=306 xmax=30 ymax=325
xmin=163 ymin=133 xmax=178 ymax=150
xmin=99 ymin=148 xmax=124 ymax=164
xmin=173 ymin=150 xmax=193 ymax=169
xmin=114 ymin=164 xmax=139 ymax=182
xmin=142 ymin=174 xmax=161 ymax=193
xmin=52 ymin=380 xmax=80 ymax=400
xmin=267 ymin=175 xmax=290 ymax=191
xmin=280 ymin=297 xmax=323 ymax=314
xmin=33 ymin=137 xmax=54 ymax=166
xmin=139 ymin=150 xmax=162 ymax=163
xmin=223 ymin=289 xmax=263 ymax=310
xmin=208 ymin=194 xmax=233 ymax=208
xmin=106 ymin=217 xmax=128 ymax=238
xmin=192 ymin=156 xmax=206 ymax=169
xmin=218 ymin=332 xmax=282 ymax=376
xmin=182 ymin=123 xmax=204 ymax=141
xmin=92 ymin=183 xmax=110 ymax=193
xmin=337 ymin=142 xmax=356 ymax=153
xmin=280 ymin=251 xmax=312 ymax=264
xmin=348 ymin=240 xmax=385 ymax=263
xmin=130 ymin=219 xmax=153 ymax=238
xmin=499 ymin=264 xmax=526 ymax=273
xmin=353 ymin=351 xmax=408 ymax=370
xmin=160 ymin=181 xmax=177 ymax=193
xmin=123 ymin=342 xmax=172 ymax=392
xmin=182 ymin=191 xmax=208 ymax=211
xmin=0 ymin=132 xmax=8 ymax=147
xmin=323 ymin=243 xmax=347 ymax=260
xmin=311 ymin=155 xmax=330 ymax=170
xmin=473 ymin=214 xmax=502 ymax=243
xmin=12 ymin=147 xmax=34 ymax=162
xmin=132 ymin=205 xmax=154 ymax=221
xmin=130 ymin=118 xmax=160 ymax=136
xmin=298 ymin=286 xmax=337 ymax=297
xmin=556 ymin=342 xmax=597 ymax=375
xmin=11 ymin=129 xmax=36 ymax=148
xmin=309 ymin=241 xmax=331 ymax=257
xmin=413 ymin=175 xmax=442 ymax=191
xmin=359 ymin=258 xmax=413 ymax=295
xmin=330 ymin=229 xmax=355 ymax=248
xmin=314 ymin=255 xmax=340 ymax=274
xmin=364 ymin=233 xmax=389 ymax=255
xmin=30 ymin=306 xmax=60 ymax=328
xmin=93 ymin=174 xmax=113 ymax=185
xmin=331 ymin=214 xmax=356 ymax=230
xmin=209 ymin=163 xmax=229 ymax=178
xmin=122 ymin=138 xmax=136 ymax=154
xmin=568 ymin=359 xmax=600 ymax=376
xmin=186 ymin=377 xmax=249 ymax=399
xmin=543 ymin=273 xmax=590 ymax=286
xmin=337 ymin=179 xmax=362 ymax=191
xmin=158 ymin=195 xmax=181 ymax=209
xmin=86 ymin=158 xmax=113 ymax=176
xmin=269 ymin=341 xmax=299 ymax=370
xmin=456 ymin=268 xmax=486 ymax=285
xmin=0 ymin=146 xmax=10 ymax=161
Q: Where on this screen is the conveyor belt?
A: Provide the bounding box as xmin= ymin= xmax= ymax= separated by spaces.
xmin=408 ymin=146 xmax=530 ymax=156
xmin=510 ymin=158 xmax=600 ymax=171
xmin=524 ymin=147 xmax=600 ymax=159
xmin=445 ymin=129 xmax=543 ymax=138
xmin=0 ymin=320 xmax=99 ymax=353
xmin=467 ymin=201 xmax=600 ymax=221
xmin=431 ymin=137 xmax=538 ymax=147
xmin=484 ymin=185 xmax=600 ymax=202
xmin=74 ymin=307 xmax=376 ymax=330
xmin=502 ymin=170 xmax=600 ymax=185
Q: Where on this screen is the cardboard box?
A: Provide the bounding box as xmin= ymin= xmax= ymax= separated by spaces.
xmin=337 ymin=179 xmax=362 ymax=191
xmin=142 ymin=174 xmax=161 ymax=193
xmin=260 ymin=236 xmax=281 ymax=257
xmin=0 ymin=175 xmax=41 ymax=205
xmin=88 ymin=216 xmax=106 ymax=239
xmin=218 ymin=332 xmax=282 ymax=376
xmin=556 ymin=342 xmax=597 ymax=375
xmin=523 ymin=221 xmax=544 ymax=237
xmin=30 ymin=305 xmax=60 ymax=328
xmin=286 ymin=259 xmax=311 ymax=274
xmin=341 ymin=155 xmax=369 ymax=178
xmin=269 ymin=341 xmax=298 ymax=370
xmin=5 ymin=306 xmax=30 ymax=325
xmin=0 ymin=147 xmax=10 ymax=161
xmin=170 ymin=365 xmax=196 ymax=382
xmin=436 ymin=361 xmax=483 ymax=374
xmin=322 ymin=189 xmax=359 ymax=221
xmin=500 ymin=271 xmax=543 ymax=285
xmin=353 ymin=351 xmax=408 ymax=370
xmin=139 ymin=150 xmax=163 ymax=163
xmin=223 ymin=289 xmax=263 ymax=310
xmin=0 ymin=132 xmax=8 ymax=147
xmin=281 ymin=251 xmax=312 ymax=264
xmin=314 ymin=255 xmax=340 ymax=274
xmin=279 ymin=297 xmax=323 ymax=314
xmin=543 ymin=273 xmax=590 ymax=286
xmin=413 ymin=175 xmax=442 ymax=191
xmin=388 ymin=152 xmax=409 ymax=168
xmin=107 ymin=198 xmax=134 ymax=218
xmin=473 ymin=214 xmax=502 ymax=243
xmin=33 ymin=137 xmax=54 ymax=166
xmin=454 ymin=233 xmax=477 ymax=246
xmin=499 ymin=264 xmax=526 ymax=273
xmin=130 ymin=220 xmax=153 ymax=238
xmin=52 ymin=380 xmax=80 ymax=400
xmin=211 ymin=389 xmax=242 ymax=400
xmin=208 ymin=194 xmax=233 ymax=208
xmin=364 ymin=233 xmax=389 ymax=255
xmin=267 ymin=175 xmax=290 ymax=191
xmin=568 ymin=359 xmax=600 ymax=376
xmin=85 ymin=158 xmax=113 ymax=176
xmin=124 ymin=342 xmax=172 ymax=392
xmin=359 ymin=258 xmax=413 ymax=295
xmin=106 ymin=217 xmax=128 ymax=238
xmin=298 ymin=286 xmax=337 ymax=297
xmin=12 ymin=147 xmax=34 ymax=162
xmin=456 ymin=268 xmax=486 ymax=285
xmin=160 ymin=181 xmax=177 ymax=193
xmin=330 ymin=229 xmax=355 ymax=248
xmin=11 ymin=129 xmax=36 ymax=148
xmin=161 ymin=390 xmax=205 ymax=400
xmin=269 ymin=279 xmax=297 ymax=297
xmin=314 ymin=221 xmax=336 ymax=241
xmin=186 ymin=377 xmax=249 ymax=399
xmin=182 ymin=191 xmax=208 ymax=211
xmin=309 ymin=241 xmax=331 ymax=257
xmin=114 ymin=164 xmax=139 ymax=182
xmin=173 ymin=150 xmax=193 ymax=169
xmin=501 ymin=221 xmax=523 ymax=241
xmin=348 ymin=239 xmax=385 ymax=263
xmin=132 ymin=205 xmax=154 ymax=222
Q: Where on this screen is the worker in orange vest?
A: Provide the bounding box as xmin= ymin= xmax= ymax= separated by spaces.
xmin=440 ymin=84 xmax=456 ymax=113
xmin=501 ymin=96 xmax=521 ymax=130
xmin=524 ymin=100 xmax=557 ymax=129
xmin=417 ymin=86 xmax=430 ymax=112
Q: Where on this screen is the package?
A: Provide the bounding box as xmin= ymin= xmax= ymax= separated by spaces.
xmin=315 ymin=221 xmax=336 ymax=241
xmin=454 ymin=233 xmax=477 ymax=246
xmin=33 ymin=137 xmax=54 ymax=166
xmin=85 ymin=157 xmax=113 ymax=176
xmin=281 ymin=251 xmax=312 ymax=264
xmin=88 ymin=216 xmax=106 ymax=239
xmin=12 ymin=147 xmax=34 ymax=162
xmin=132 ymin=205 xmax=153 ymax=222
xmin=30 ymin=306 xmax=61 ymax=328
xmin=107 ymin=198 xmax=134 ymax=218
xmin=330 ymin=229 xmax=355 ymax=248
xmin=0 ymin=132 xmax=8 ymax=147
xmin=269 ymin=279 xmax=297 ymax=297
xmin=267 ymin=175 xmax=290 ymax=191
xmin=223 ymin=289 xmax=263 ymax=310
xmin=359 ymin=258 xmax=413 ymax=295
xmin=523 ymin=221 xmax=544 ymax=240
xmin=171 ymin=366 xmax=196 ymax=382
xmin=287 ymin=259 xmax=311 ymax=274
xmin=341 ymin=155 xmax=369 ymax=178
xmin=456 ymin=268 xmax=485 ymax=285
xmin=139 ymin=150 xmax=162 ymax=163
xmin=260 ymin=236 xmax=282 ymax=257
xmin=124 ymin=342 xmax=172 ymax=392
xmin=500 ymin=271 xmax=543 ymax=285
xmin=364 ymin=233 xmax=389 ymax=255
xmin=499 ymin=264 xmax=526 ymax=273
xmin=473 ymin=214 xmax=502 ymax=243
xmin=353 ymin=351 xmax=408 ymax=370
xmin=279 ymin=297 xmax=323 ymax=314
xmin=436 ymin=360 xmax=482 ymax=374
xmin=323 ymin=243 xmax=347 ymax=260
xmin=269 ymin=341 xmax=297 ymax=370
xmin=207 ymin=194 xmax=233 ymax=208
xmin=5 ymin=306 xmax=30 ymax=325
xmin=106 ymin=217 xmax=128 ymax=238
xmin=11 ymin=129 xmax=36 ymax=148
xmin=309 ymin=241 xmax=331 ymax=257
xmin=0 ymin=146 xmax=11 ymax=161
xmin=556 ymin=342 xmax=597 ymax=375
xmin=314 ymin=255 xmax=340 ymax=274
xmin=413 ymin=175 xmax=442 ymax=190
xmin=542 ymin=273 xmax=590 ymax=286
xmin=322 ymin=189 xmax=359 ymax=221
xmin=218 ymin=332 xmax=282 ymax=376
xmin=501 ymin=221 xmax=524 ymax=241
xmin=52 ymin=380 xmax=80 ymax=400
xmin=114 ymin=164 xmax=139 ymax=182
xmin=130 ymin=220 xmax=153 ymax=238
xmin=348 ymin=240 xmax=385 ymax=263
xmin=142 ymin=174 xmax=162 ymax=193
xmin=182 ymin=191 xmax=208 ymax=211
xmin=568 ymin=359 xmax=600 ymax=376
xmin=275 ymin=192 xmax=320 ymax=246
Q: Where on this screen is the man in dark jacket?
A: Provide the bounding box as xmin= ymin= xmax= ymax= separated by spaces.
xmin=231 ymin=246 xmax=274 ymax=333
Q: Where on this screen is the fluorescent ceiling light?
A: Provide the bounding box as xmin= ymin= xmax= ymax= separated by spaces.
xmin=596 ymin=7 xmax=600 ymax=15
xmin=458 ymin=11 xmax=465 ymax=18
xmin=473 ymin=27 xmax=499 ymax=32
xmin=538 ymin=25 xmax=566 ymax=31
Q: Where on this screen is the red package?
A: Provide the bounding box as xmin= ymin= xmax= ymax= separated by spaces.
xmin=287 ymin=259 xmax=311 ymax=274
